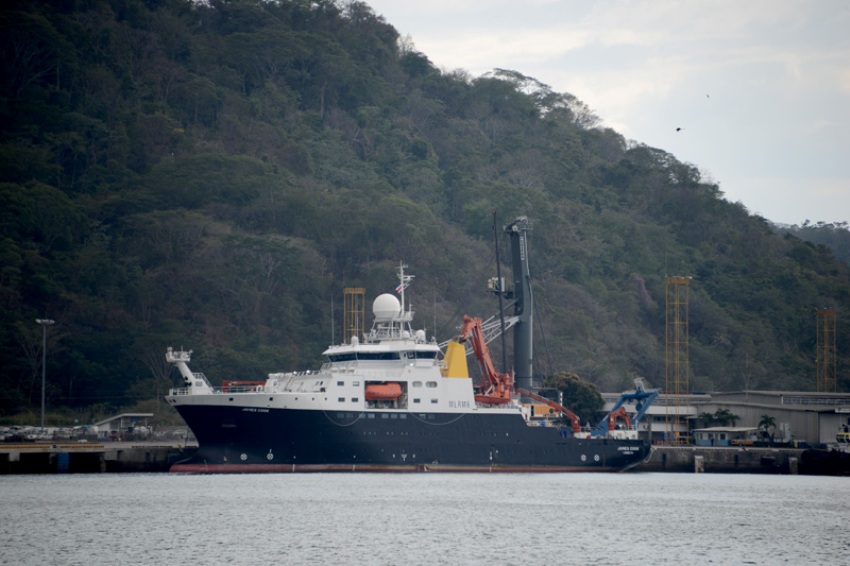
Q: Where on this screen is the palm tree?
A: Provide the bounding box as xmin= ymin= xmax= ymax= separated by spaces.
xmin=698 ymin=412 xmax=716 ymax=427
xmin=713 ymin=408 xmax=740 ymax=426
xmin=758 ymin=414 xmax=776 ymax=443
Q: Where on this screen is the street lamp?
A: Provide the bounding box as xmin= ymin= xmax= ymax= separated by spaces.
xmin=36 ymin=319 xmax=54 ymax=430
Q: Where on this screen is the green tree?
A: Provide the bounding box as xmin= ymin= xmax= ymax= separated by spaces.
xmin=543 ymin=371 xmax=604 ymax=424
xmin=713 ymin=408 xmax=740 ymax=427
xmin=1 ymin=0 xmax=849 ymax=422
xmin=758 ymin=414 xmax=776 ymax=442
xmin=699 ymin=409 xmax=741 ymax=427
xmin=698 ymin=411 xmax=717 ymax=427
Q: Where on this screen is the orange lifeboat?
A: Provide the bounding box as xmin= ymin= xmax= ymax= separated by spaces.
xmin=365 ymin=382 xmax=403 ymax=401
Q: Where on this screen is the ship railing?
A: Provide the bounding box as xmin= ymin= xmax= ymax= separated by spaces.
xmin=168 ymin=371 xmax=215 ymax=396
xmin=193 ymin=372 xmax=213 ymax=387
xmin=168 ymin=383 xmax=262 ymax=396
xmin=221 ymin=384 xmax=266 ymax=394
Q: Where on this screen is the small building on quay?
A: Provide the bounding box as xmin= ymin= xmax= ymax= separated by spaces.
xmin=93 ymin=413 xmax=154 ymax=441
xmin=693 ymin=426 xmax=758 ymax=447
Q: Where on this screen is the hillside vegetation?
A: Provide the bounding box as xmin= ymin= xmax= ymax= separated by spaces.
xmin=2 ymin=0 xmax=848 ymax=419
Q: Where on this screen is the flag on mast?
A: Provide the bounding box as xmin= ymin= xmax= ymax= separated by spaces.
xmin=395 ymin=261 xmax=413 ymax=295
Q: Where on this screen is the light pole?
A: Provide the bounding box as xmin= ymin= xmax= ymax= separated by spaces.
xmin=36 ymin=319 xmax=54 ymax=430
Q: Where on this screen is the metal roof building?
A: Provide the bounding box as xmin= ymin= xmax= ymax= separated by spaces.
xmin=602 ymin=390 xmax=850 ymax=445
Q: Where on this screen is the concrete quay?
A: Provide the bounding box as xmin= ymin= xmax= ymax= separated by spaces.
xmin=0 ymin=441 xmax=197 ymax=474
xmin=1 ymin=442 xmax=834 ymax=475
xmin=637 ymin=445 xmax=805 ymax=474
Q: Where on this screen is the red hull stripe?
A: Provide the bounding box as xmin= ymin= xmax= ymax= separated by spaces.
xmin=169 ymin=463 xmax=626 ymax=473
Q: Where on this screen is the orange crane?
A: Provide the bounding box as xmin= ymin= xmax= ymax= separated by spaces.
xmin=456 ymin=315 xmax=514 ymax=405
xmin=456 ymin=315 xmax=583 ymax=433
xmin=606 ymin=406 xmax=632 ymax=431
xmin=515 ymin=388 xmax=582 ymax=434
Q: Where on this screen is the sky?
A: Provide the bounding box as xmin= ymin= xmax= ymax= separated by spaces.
xmin=365 ymin=0 xmax=850 ymax=226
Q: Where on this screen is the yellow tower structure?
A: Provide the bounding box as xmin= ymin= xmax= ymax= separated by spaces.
xmin=816 ymin=307 xmax=837 ymax=393
xmin=343 ymin=287 xmax=366 ymax=345
xmin=665 ymin=276 xmax=691 ymax=444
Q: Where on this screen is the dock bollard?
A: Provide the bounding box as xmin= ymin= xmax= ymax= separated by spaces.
xmin=694 ymin=455 xmax=704 ymax=473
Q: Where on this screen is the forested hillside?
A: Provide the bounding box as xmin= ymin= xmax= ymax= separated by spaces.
xmin=2 ymin=0 xmax=848 ymax=420
xmin=779 ymin=222 xmax=850 ymax=267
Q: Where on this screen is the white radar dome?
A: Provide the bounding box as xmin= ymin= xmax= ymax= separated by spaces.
xmin=373 ymin=293 xmax=401 ymax=322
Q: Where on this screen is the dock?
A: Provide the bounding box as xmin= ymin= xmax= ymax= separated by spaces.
xmin=636 ymin=445 xmax=805 ymax=474
xmin=2 ymin=442 xmax=838 ymax=475
xmin=0 ymin=441 xmax=197 ymax=474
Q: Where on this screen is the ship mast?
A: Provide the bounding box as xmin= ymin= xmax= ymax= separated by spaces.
xmin=397 ymin=261 xmax=413 ymax=320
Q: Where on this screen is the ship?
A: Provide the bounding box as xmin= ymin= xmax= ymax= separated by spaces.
xmin=165 ymin=217 xmax=654 ymax=472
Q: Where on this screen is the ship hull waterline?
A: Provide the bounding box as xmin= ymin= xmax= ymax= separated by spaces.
xmin=169 ymin=403 xmax=651 ymax=474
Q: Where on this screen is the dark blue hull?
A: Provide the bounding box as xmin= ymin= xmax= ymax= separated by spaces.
xmin=171 ymin=405 xmax=650 ymax=473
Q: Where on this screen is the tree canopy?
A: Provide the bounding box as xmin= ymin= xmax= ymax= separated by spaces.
xmin=1 ymin=0 xmax=849 ymax=422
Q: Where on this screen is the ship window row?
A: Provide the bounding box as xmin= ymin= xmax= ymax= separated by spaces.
xmin=411 ymin=381 xmax=439 ymax=388
xmin=340 ymin=413 xmax=438 ymax=422
xmin=327 ymin=352 xmax=437 ymax=363
xmin=405 ymin=351 xmax=438 ymax=360
xmin=337 ymin=397 xmax=360 ymax=402
xmin=327 ymin=352 xmax=401 ymax=362
xmin=335 ymin=413 xmax=412 ymax=421
xmin=331 ymin=412 xmax=467 ymax=421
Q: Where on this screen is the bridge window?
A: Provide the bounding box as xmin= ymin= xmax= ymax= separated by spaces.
xmin=412 ymin=351 xmax=438 ymax=359
xmin=347 ymin=352 xmax=401 ymax=361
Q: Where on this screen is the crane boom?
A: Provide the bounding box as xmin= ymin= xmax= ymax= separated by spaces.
xmin=455 ymin=315 xmax=514 ymax=405
xmin=439 ymin=314 xmax=519 ymax=353
xmin=516 ymin=388 xmax=581 ymax=434
xmin=590 ymin=378 xmax=658 ymax=437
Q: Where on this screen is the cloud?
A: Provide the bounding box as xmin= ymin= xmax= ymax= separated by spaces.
xmin=840 ymin=68 xmax=850 ymax=94
xmin=367 ymin=0 xmax=850 ymax=223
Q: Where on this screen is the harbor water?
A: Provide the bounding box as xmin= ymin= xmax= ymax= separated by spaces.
xmin=1 ymin=472 xmax=847 ymax=565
